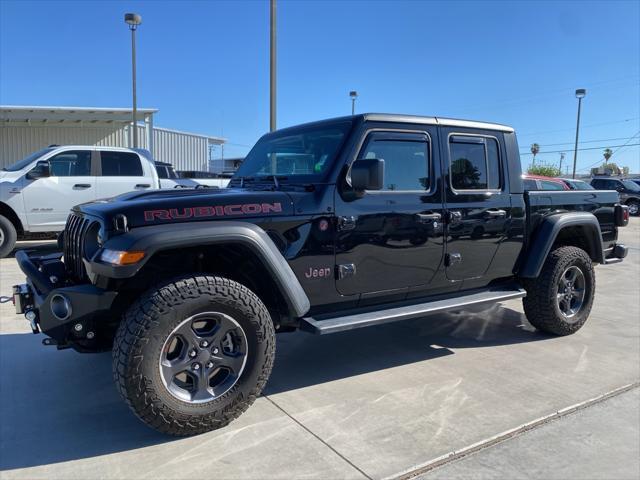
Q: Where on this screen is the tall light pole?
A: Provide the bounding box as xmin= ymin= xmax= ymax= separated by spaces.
xmin=572 ymin=88 xmax=586 ymax=179
xmin=349 ymin=90 xmax=358 ymax=115
xmin=125 ymin=13 xmax=142 ymax=148
xmin=270 ymin=0 xmax=276 ymax=132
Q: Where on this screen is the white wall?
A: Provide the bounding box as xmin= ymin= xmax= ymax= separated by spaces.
xmin=0 ymin=124 xmax=211 ymax=172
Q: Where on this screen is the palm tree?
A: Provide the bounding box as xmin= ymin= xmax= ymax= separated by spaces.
xmin=530 ymin=143 xmax=540 ymax=166
xmin=603 ymin=148 xmax=613 ymax=163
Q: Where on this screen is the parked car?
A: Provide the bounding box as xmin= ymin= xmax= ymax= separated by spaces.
xmin=522 ymin=174 xmax=570 ymax=191
xmin=155 ymin=162 xmax=231 ymax=189
xmin=627 ymin=178 xmax=640 ymax=188
xmin=558 ymin=178 xmax=595 ymax=190
xmin=177 ymin=170 xmax=230 ymax=188
xmin=0 ymin=146 xmax=160 ymax=257
xmin=12 ymin=113 xmax=630 ymax=436
xmin=590 ymin=176 xmax=640 ymax=216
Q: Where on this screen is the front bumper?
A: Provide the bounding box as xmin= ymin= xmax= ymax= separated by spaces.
xmin=13 ymin=249 xmax=117 ymax=349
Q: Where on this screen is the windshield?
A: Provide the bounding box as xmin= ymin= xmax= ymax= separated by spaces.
xmin=2 ymin=147 xmax=55 ymax=172
xmin=234 ymin=121 xmax=352 ymax=183
xmin=622 ymin=179 xmax=640 ymax=191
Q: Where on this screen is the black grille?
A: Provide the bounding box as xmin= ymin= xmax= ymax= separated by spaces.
xmin=63 ymin=213 xmax=91 ymax=280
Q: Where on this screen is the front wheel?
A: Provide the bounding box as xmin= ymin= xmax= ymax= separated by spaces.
xmin=522 ymin=246 xmax=595 ymax=336
xmin=113 ymin=275 xmax=275 ymax=436
xmin=627 ymin=200 xmax=639 ymax=216
xmin=0 ymin=215 xmax=17 ymax=258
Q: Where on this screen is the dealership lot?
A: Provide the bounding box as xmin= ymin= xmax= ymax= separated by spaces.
xmin=1 ymin=220 xmax=638 ymax=480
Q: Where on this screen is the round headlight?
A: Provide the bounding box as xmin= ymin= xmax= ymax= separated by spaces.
xmin=83 ymin=222 xmax=102 ymax=260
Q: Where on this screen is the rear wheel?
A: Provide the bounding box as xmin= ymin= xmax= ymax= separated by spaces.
xmin=522 ymin=246 xmax=595 ymax=336
xmin=113 ymin=275 xmax=275 ymax=436
xmin=0 ymin=215 xmax=17 ymax=258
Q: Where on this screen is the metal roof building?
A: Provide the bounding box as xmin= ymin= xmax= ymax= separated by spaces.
xmin=0 ymin=105 xmax=226 ymax=171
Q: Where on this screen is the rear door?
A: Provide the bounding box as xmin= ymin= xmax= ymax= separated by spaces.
xmin=334 ymin=127 xmax=445 ymax=299
xmin=442 ymin=130 xmax=512 ymax=281
xmin=95 ymin=150 xmax=152 ymax=199
xmin=22 ymin=149 xmax=97 ymax=230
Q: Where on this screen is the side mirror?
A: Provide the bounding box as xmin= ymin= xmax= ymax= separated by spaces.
xmin=26 ymin=161 xmax=50 ymax=180
xmin=350 ymin=158 xmax=384 ymax=191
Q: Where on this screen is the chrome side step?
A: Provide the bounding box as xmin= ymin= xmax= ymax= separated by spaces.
xmin=300 ymin=286 xmax=526 ymax=335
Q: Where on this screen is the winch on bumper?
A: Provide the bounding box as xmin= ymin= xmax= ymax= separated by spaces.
xmin=13 ymin=249 xmax=117 ymax=350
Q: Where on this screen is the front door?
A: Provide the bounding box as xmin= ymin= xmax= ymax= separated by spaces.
xmin=335 ymin=128 xmax=445 ymax=298
xmin=22 ymin=149 xmax=96 ymax=230
xmin=441 ymin=129 xmax=512 ymax=281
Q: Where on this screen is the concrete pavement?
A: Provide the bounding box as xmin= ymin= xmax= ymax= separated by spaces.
xmin=1 ymin=221 xmax=638 ymax=479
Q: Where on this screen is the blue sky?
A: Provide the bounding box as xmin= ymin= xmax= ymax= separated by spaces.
xmin=1 ymin=0 xmax=639 ymax=173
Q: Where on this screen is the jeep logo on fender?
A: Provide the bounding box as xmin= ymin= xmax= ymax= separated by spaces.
xmin=144 ymin=202 xmax=283 ymax=222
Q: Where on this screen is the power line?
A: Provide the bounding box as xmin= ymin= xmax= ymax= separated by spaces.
xmin=610 ymin=131 xmax=640 ymax=158
xmin=520 ymin=143 xmax=639 ymax=155
xmin=519 ymin=137 xmax=633 ymax=150
xmin=518 ymin=117 xmax=640 ymax=137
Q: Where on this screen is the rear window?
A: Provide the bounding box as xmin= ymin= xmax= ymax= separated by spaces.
xmin=523 ymin=179 xmax=538 ymax=190
xmin=539 ymin=180 xmax=565 ymax=191
xmin=100 ymin=151 xmax=143 ymax=176
xmin=449 ymin=135 xmax=501 ymax=191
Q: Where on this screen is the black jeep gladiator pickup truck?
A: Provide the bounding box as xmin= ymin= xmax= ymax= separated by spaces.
xmin=12 ymin=114 xmax=630 ymax=436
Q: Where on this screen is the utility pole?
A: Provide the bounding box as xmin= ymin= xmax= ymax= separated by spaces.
xmin=124 ymin=13 xmax=142 ymax=148
xmin=270 ymin=0 xmax=276 ymax=132
xmin=572 ymin=89 xmax=587 ymax=179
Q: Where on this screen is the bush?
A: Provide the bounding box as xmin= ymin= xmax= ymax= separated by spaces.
xmin=528 ymin=165 xmax=561 ymax=177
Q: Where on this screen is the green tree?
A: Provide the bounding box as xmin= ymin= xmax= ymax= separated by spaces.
xmin=528 ymin=165 xmax=561 ymax=177
xmin=601 ymin=162 xmax=620 ymax=174
xmin=530 ymin=143 xmax=540 ymax=166
xmin=603 ymin=148 xmax=613 ymax=163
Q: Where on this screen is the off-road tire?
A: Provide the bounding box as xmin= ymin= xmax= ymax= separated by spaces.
xmin=522 ymin=246 xmax=595 ymax=336
xmin=112 ymin=275 xmax=276 ymax=436
xmin=0 ymin=215 xmax=17 ymax=258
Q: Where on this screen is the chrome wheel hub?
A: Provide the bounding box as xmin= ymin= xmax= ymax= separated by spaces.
xmin=556 ymin=266 xmax=586 ymax=321
xmin=159 ymin=312 xmax=248 ymax=403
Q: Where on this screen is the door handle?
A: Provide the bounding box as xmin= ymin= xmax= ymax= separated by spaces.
xmin=415 ymin=213 xmax=442 ymax=223
xmin=135 ymin=184 xmax=151 ymax=188
xmin=484 ymin=209 xmax=507 ymax=219
xmin=73 ymin=183 xmax=91 ymax=189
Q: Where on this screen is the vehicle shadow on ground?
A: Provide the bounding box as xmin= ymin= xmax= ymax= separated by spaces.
xmin=0 ymin=304 xmax=550 ymax=471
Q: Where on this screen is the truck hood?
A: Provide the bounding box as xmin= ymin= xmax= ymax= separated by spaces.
xmin=76 ymin=188 xmax=295 ymax=231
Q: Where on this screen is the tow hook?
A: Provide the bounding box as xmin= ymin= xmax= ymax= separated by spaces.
xmin=25 ymin=309 xmax=39 ymax=334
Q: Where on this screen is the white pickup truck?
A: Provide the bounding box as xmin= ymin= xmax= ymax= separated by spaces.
xmin=0 ymin=145 xmax=163 ymax=257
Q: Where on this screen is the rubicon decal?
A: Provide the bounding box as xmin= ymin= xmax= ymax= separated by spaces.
xmin=144 ymin=202 xmax=283 ymax=222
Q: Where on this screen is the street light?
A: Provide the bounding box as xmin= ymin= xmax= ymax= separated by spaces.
xmin=124 ymin=13 xmax=142 ymax=148
xmin=349 ymin=90 xmax=358 ymax=115
xmin=572 ymin=88 xmax=586 ymax=179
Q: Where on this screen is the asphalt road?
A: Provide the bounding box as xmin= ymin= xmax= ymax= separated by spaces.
xmin=1 ymin=221 xmax=638 ymax=480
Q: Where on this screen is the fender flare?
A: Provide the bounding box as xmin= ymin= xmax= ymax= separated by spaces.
xmin=519 ymin=212 xmax=604 ymax=278
xmin=90 ymin=221 xmax=310 ymax=318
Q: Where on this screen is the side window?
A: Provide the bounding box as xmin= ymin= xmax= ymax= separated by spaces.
xmin=100 ymin=151 xmax=143 ymax=176
xmin=156 ymin=166 xmax=168 ymax=179
xmin=48 ymin=151 xmax=92 ymax=177
xmin=358 ymin=132 xmax=429 ymax=191
xmin=539 ymin=180 xmax=565 ymax=191
xmin=449 ymin=135 xmax=501 ymax=191
xmin=523 ymin=179 xmax=538 ymax=190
